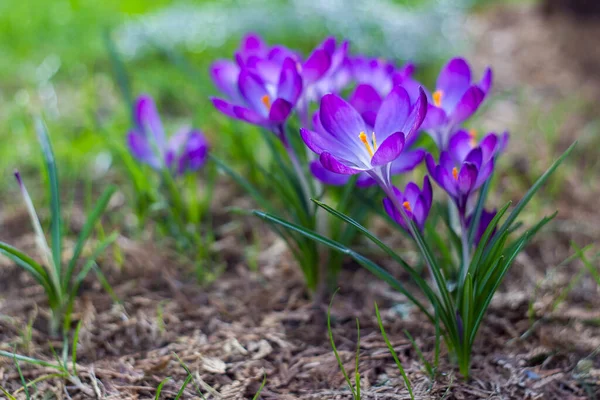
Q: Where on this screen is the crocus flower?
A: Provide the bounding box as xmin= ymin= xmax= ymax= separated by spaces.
xmin=127 ymin=95 xmax=209 ymax=175
xmin=308 ymin=109 xmax=426 ymax=187
xmin=423 ymin=58 xmax=492 ymax=149
xmin=426 ymin=144 xmax=494 ymax=216
xmin=211 ymin=57 xmax=303 ymax=136
xmin=383 ymin=176 xmax=433 ymax=232
xmin=300 ymin=85 xmax=427 ymax=186
xmin=302 ymin=37 xmax=350 ymax=103
xmin=466 ymin=208 xmax=497 ymax=246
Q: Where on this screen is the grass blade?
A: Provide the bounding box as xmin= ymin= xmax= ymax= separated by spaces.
xmin=65 ymin=185 xmax=117 ymax=285
xmin=375 ymin=303 xmax=414 ymax=400
xmin=254 ymin=210 xmax=434 ymax=321
xmin=71 ymin=320 xmax=82 ymax=375
xmin=327 ymin=290 xmax=357 ymax=399
xmin=35 ymin=118 xmax=62 ymax=281
xmin=155 ymin=377 xmax=171 ymax=399
xmin=252 ymin=374 xmax=267 ymax=400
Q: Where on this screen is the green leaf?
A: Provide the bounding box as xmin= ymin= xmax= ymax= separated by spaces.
xmin=35 ymin=118 xmax=62 ymax=281
xmin=0 ymin=351 xmax=64 ymax=372
xmin=467 ymin=169 xmax=493 ymax=246
xmin=64 ymin=185 xmax=116 ymax=286
xmin=254 ymin=210 xmax=434 ymax=321
xmin=104 ymin=29 xmax=133 ymax=113
xmin=375 ymin=303 xmax=414 ymax=400
xmin=0 ymin=385 xmax=17 ymax=400
xmin=0 ymin=244 xmax=54 ymax=302
xmin=311 ymin=200 xmax=439 ymax=311
xmin=155 ymin=377 xmax=172 ymax=399
xmin=71 ymin=320 xmax=82 ymax=375
xmin=252 ymin=374 xmax=267 ymax=400
xmin=327 ymin=290 xmax=357 ymax=399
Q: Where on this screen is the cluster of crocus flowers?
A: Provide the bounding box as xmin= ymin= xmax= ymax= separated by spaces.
xmin=127 ymin=95 xmax=209 ymax=175
xmin=208 ymin=33 xmax=508 ymax=240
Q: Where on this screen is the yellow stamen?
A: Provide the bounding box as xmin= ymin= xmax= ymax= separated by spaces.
xmin=371 ymin=132 xmax=378 ymax=151
xmin=452 ymin=167 xmax=458 ymax=180
xmin=402 ymin=201 xmax=412 ymax=212
xmin=261 ymin=94 xmax=271 ymax=110
xmin=433 ymin=90 xmax=443 ymax=107
xmin=468 ymin=128 xmax=477 ymax=147
xmin=359 ymin=131 xmax=374 ymax=157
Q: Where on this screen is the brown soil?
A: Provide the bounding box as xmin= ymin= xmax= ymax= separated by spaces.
xmin=1 ymin=4 xmax=600 ymax=400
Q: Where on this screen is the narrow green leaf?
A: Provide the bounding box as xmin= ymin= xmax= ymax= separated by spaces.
xmin=71 ymin=320 xmax=82 ymax=375
xmin=65 ymin=185 xmax=116 ymax=285
xmin=35 ymin=118 xmax=62 ymax=281
xmin=327 ymin=290 xmax=357 ymax=399
xmin=155 ymin=377 xmax=171 ymax=399
xmin=404 ymin=329 xmax=433 ymax=378
xmin=104 ymin=29 xmax=133 ymax=113
xmin=252 ymin=374 xmax=267 ymax=400
xmin=0 ymin=385 xmax=17 ymax=400
xmin=0 ymin=351 xmax=63 ymax=371
xmin=0 ymin=244 xmax=52 ymax=295
xmin=174 ymin=375 xmax=192 ymax=400
xmin=254 ymin=210 xmax=434 ymax=321
xmin=13 ymin=352 xmax=30 ymax=400
xmin=375 ymin=303 xmax=414 ymax=400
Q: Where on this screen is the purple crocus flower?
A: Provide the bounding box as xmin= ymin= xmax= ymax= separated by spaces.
xmin=467 ymin=208 xmax=497 ymax=246
xmin=383 ymin=176 xmax=433 ymax=232
xmin=211 ymin=56 xmax=303 ymax=136
xmin=300 ymin=85 xmax=427 ymax=186
xmin=308 ymin=110 xmax=426 ymax=187
xmin=302 ymin=37 xmax=350 ymax=102
xmin=426 ymin=143 xmax=494 ymax=216
xmin=127 ymin=95 xmax=209 ymax=174
xmin=423 ymin=58 xmax=492 ymax=149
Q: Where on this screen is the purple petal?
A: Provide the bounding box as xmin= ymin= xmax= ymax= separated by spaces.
xmin=371 ymin=132 xmax=405 ymax=166
xmin=300 ymin=127 xmax=356 ymax=161
xmin=246 ymin=56 xmax=281 ymax=85
xmin=465 ymin=147 xmax=483 ymax=169
xmin=210 ymin=60 xmax=241 ymax=100
xmin=449 ymin=86 xmax=484 ymax=125
xmin=403 ymin=87 xmax=428 ymax=139
xmin=268 ymin=98 xmax=293 ymax=123
xmin=390 ymin=149 xmax=425 ymax=175
xmin=413 ymin=196 xmax=427 ymax=230
xmin=320 ymin=152 xmax=363 ymax=174
xmin=238 ymin=70 xmax=270 ymax=117
xmin=277 ymin=57 xmax=302 ymax=104
xmin=475 ymin=159 xmax=494 ymax=188
xmin=233 ymin=106 xmax=265 ymax=125
xmin=134 ymin=95 xmax=166 ymax=147
xmin=421 ymin=104 xmax=447 ymax=131
xmin=349 ymin=84 xmax=382 ymax=123
xmin=302 ymin=49 xmax=332 ymax=84
xmin=447 ymin=130 xmax=473 ymax=164
xmin=127 ymin=131 xmax=160 ymax=169
xmin=212 ymin=97 xmax=238 ymax=119
xmin=238 ymin=33 xmax=267 ymax=61
xmin=425 ymin=153 xmax=437 ymax=177
xmin=178 ymin=130 xmax=209 ymax=173
xmin=319 ymin=94 xmax=367 ymax=149
xmin=404 ymin=182 xmax=421 ymax=206
xmin=436 ymin=58 xmax=472 ymax=111
xmin=437 ymin=165 xmax=458 ymax=197
xmin=356 ymin=173 xmax=377 ymax=188
xmin=479 ymin=133 xmax=498 ymax=162
xmin=309 ymin=160 xmax=350 ymax=186
xmin=458 ymin=163 xmax=478 ymax=193
xmin=479 ymin=67 xmax=493 ymax=96
xmin=422 ymin=176 xmax=433 ymax=209
xmin=374 ymin=85 xmax=411 ymax=141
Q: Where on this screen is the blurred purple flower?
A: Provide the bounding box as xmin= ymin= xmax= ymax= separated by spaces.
xmin=383 ymin=176 xmax=433 ymax=232
xmin=127 ymin=95 xmax=209 ymax=175
xmin=211 ymin=57 xmax=302 ymax=135
xmin=426 ymin=141 xmax=494 ymax=216
xmin=422 ymin=58 xmax=492 ymax=149
xmin=300 ymin=85 xmax=427 ymax=185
